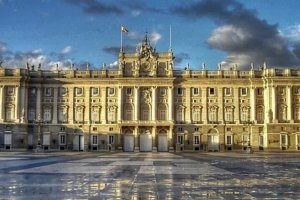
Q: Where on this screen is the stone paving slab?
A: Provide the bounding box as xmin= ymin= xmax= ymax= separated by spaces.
xmin=0 ymin=152 xmax=299 ymax=199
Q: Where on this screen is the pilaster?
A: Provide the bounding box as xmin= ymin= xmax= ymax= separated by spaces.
xmin=101 ymin=87 xmax=107 ymax=124
xmin=0 ymin=86 xmax=4 ymax=122
xmin=117 ymin=86 xmax=123 ymax=122
xmin=14 ymin=85 xmax=20 ymax=122
xmin=134 ymin=87 xmax=139 ymax=121
xmin=271 ymin=86 xmax=277 ymax=122
xmin=36 ymin=86 xmax=42 ymax=118
xmin=68 ymin=87 xmax=74 ymax=124
xmin=52 ymin=87 xmax=58 ymax=124
xmin=234 ymin=87 xmax=240 ymax=123
xmin=217 ymin=87 xmax=224 ymax=123
xmin=84 ymin=87 xmax=90 ymax=124
xmin=186 ymin=87 xmax=191 ymax=123
xmin=286 ymin=85 xmax=293 ymax=122
xmin=168 ymin=87 xmax=174 ymax=121
xmin=250 ymin=87 xmax=256 ymax=122
xmin=152 ymin=86 xmax=157 ymax=121
xmin=201 ymin=87 xmax=207 ymax=124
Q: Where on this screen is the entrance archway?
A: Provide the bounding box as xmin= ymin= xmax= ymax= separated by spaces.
xmin=207 ymin=128 xmax=219 ymax=151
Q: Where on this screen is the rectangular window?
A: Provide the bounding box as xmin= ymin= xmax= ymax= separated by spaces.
xmin=109 ymin=135 xmax=114 ymax=144
xmin=92 ymin=135 xmax=98 ymax=145
xmin=178 ymin=127 xmax=183 ymax=132
xmin=60 ymin=135 xmax=66 ymax=145
xmin=92 ymin=88 xmax=99 ymax=96
xmin=241 ymin=88 xmax=247 ymax=96
xmin=194 ymin=135 xmax=200 ymax=145
xmin=281 ymin=134 xmax=287 ymax=146
xmin=177 ymin=135 xmax=184 ymax=144
xmin=209 ymin=88 xmax=215 ymax=96
xmin=45 ymin=88 xmax=52 ymax=96
xmin=6 ymin=87 xmax=14 ymax=96
xmin=177 ymin=88 xmax=183 ymax=96
xmin=126 ymin=88 xmax=132 ymax=95
xmin=193 ymin=88 xmax=199 ymax=96
xmin=59 ymin=87 xmax=67 ymax=96
xmin=225 ymin=88 xmax=231 ymax=96
xmin=259 ymin=135 xmax=264 ymax=146
xmin=76 ymin=88 xmax=83 ymax=96
xmin=108 ymin=88 xmax=115 ymax=96
xmin=226 ymin=135 xmax=232 ymax=145
xmin=242 ymin=135 xmax=249 ymax=146
xmin=159 ymin=88 xmax=166 ymax=96
xmin=257 ymin=88 xmax=263 ymax=96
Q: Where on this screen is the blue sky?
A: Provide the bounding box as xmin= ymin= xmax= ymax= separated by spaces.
xmin=1 ymin=0 xmax=300 ymax=70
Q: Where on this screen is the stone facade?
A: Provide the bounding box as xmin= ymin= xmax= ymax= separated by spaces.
xmin=0 ymin=36 xmax=300 ymax=152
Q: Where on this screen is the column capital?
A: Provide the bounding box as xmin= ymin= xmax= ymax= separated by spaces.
xmin=286 ymin=85 xmax=292 ymax=88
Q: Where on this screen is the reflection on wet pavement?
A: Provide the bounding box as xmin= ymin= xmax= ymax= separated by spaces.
xmin=0 ymin=152 xmax=299 ymax=199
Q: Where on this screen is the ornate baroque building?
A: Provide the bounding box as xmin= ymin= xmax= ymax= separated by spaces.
xmin=0 ymin=36 xmax=300 ymax=152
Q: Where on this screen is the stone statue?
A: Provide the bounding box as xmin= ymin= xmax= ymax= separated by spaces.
xmin=202 ymin=63 xmax=205 ymax=70
xmin=38 ymin=63 xmax=41 ymax=71
xmin=218 ymin=63 xmax=222 ymax=70
xmin=251 ymin=63 xmax=254 ymax=70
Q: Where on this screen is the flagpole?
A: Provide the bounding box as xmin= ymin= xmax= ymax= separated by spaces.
xmin=169 ymin=24 xmax=172 ymax=51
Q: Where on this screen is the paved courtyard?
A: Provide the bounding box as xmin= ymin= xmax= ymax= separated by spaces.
xmin=0 ymin=151 xmax=299 ymax=199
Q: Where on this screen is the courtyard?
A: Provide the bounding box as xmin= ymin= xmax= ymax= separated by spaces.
xmin=0 ymin=151 xmax=299 ymax=199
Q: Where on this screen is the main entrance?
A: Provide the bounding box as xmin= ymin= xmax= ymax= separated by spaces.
xmin=139 ymin=133 xmax=152 ymax=152
xmin=124 ymin=134 xmax=134 ymax=152
xmin=73 ymin=134 xmax=84 ymax=151
xmin=158 ymin=134 xmax=168 ymax=151
xmin=207 ymin=129 xmax=219 ymax=151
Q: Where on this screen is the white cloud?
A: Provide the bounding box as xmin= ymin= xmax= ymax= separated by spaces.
xmin=107 ymin=60 xmax=118 ymax=69
xmin=149 ymin=31 xmax=162 ymax=45
xmin=131 ymin=10 xmax=141 ymax=17
xmin=61 ymin=46 xmax=72 ymax=54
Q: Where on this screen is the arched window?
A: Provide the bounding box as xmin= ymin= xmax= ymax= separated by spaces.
xmin=59 ymin=106 xmax=68 ymax=123
xmin=43 ymin=107 xmax=52 ymax=122
xmin=124 ymin=103 xmax=133 ymax=120
xmin=91 ymin=106 xmax=100 ymax=123
xmin=208 ymin=106 xmax=218 ymax=123
xmin=75 ymin=106 xmax=84 ymax=122
xmin=257 ymin=106 xmax=264 ymax=122
xmin=157 ymin=104 xmax=167 ymax=120
xmin=278 ymin=104 xmax=287 ymax=121
xmin=107 ymin=106 xmax=117 ymax=123
xmin=176 ymin=105 xmax=185 ymax=122
xmin=140 ymin=103 xmax=150 ymax=120
xmin=192 ymin=106 xmax=201 ymax=122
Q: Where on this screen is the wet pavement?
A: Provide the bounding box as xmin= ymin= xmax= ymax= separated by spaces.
xmin=0 ymin=151 xmax=299 ymax=199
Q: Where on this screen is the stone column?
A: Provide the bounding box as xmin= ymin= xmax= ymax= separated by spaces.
xmin=117 ymin=86 xmax=123 ymax=122
xmin=101 ymin=87 xmax=107 ymax=124
xmin=36 ymin=86 xmax=42 ymax=118
xmin=14 ymin=85 xmax=20 ymax=122
xmin=152 ymin=86 xmax=157 ymax=121
xmin=134 ymin=126 xmax=139 ymax=151
xmin=134 ymin=87 xmax=139 ymax=121
xmin=68 ymin=87 xmax=74 ymax=124
xmin=263 ymin=86 xmax=270 ymax=123
xmin=250 ymin=87 xmax=256 ymax=122
xmin=152 ymin=127 xmax=157 ymax=151
xmin=84 ymin=87 xmax=90 ymax=124
xmin=52 ymin=87 xmax=58 ymax=124
xmin=217 ymin=88 xmax=224 ymax=123
xmin=168 ymin=87 xmax=174 ymax=121
xmin=271 ymin=86 xmax=277 ymax=122
xmin=0 ymin=86 xmax=4 ymax=122
xmin=201 ymin=87 xmax=207 ymax=124
xmin=234 ymin=87 xmax=240 ymax=123
xmin=19 ymin=84 xmax=26 ymax=123
xmin=186 ymin=87 xmax=191 ymax=123
xmin=286 ymin=85 xmax=293 ymax=122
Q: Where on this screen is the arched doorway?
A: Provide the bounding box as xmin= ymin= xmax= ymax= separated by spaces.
xmin=123 ymin=129 xmax=134 ymax=152
xmin=140 ymin=129 xmax=152 ymax=152
xmin=207 ymin=128 xmax=219 ymax=151
xmin=158 ymin=129 xmax=168 ymax=152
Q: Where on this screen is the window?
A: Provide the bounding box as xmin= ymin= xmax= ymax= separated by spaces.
xmin=177 ymin=88 xmax=183 ymax=96
xmin=225 ymin=109 xmax=233 ymax=122
xmin=178 ymin=127 xmax=183 ymax=131
xmin=241 ymin=88 xmax=248 ymax=96
xmin=109 ymin=135 xmax=114 ymax=144
xmin=295 ymin=107 xmax=300 ymax=121
xmin=242 ymin=135 xmax=249 ymax=146
xmin=159 ymin=88 xmax=166 ymax=96
xmin=5 ymin=107 xmax=14 ymax=121
xmin=241 ymin=108 xmax=249 ymax=122
xmin=158 ymin=109 xmax=166 ymax=120
xmin=259 ymin=135 xmax=264 ymax=146
xmin=60 ymin=135 xmax=66 ymax=145
xmin=257 ymin=88 xmax=263 ymax=96
xmin=226 ymin=135 xmax=232 ymax=145
xmin=92 ymin=88 xmax=99 ymax=96
xmin=257 ymin=107 xmax=264 ymax=122
xmin=126 ymin=88 xmax=132 ymax=95
xmin=59 ymin=87 xmax=67 ymax=96
xmin=108 ymin=88 xmax=115 ymax=96
xmin=75 ymin=108 xmax=84 ymax=122
xmin=209 ymin=88 xmax=215 ymax=96
xmin=45 ymin=88 xmax=52 ymax=96
xmin=93 ymin=127 xmax=97 ymax=131
xmin=59 ymin=107 xmax=68 ymax=122
xmin=278 ymin=87 xmax=284 ymax=95
xmin=76 ymin=88 xmax=83 ymax=96
xmin=27 ymin=109 xmax=35 ymax=121
xmin=141 ymin=104 xmax=150 ymax=120
xmin=176 ymin=107 xmax=184 ymax=122
xmin=208 ymin=107 xmax=217 ymax=122
xmin=194 ymin=135 xmax=200 ymax=145
xmin=6 ymin=87 xmax=14 ymax=96
xmin=109 ymin=127 xmax=113 ymax=131
xmin=225 ymin=88 xmax=231 ymax=96
xmin=192 ymin=107 xmax=201 ymax=122
xmin=278 ymin=105 xmax=287 ymax=121
xmin=193 ymin=88 xmax=199 ymax=96
xmin=91 ymin=110 xmax=100 ymax=122
xmin=125 ymin=109 xmax=133 ymax=120
xmin=294 ymin=87 xmax=300 ymax=95
xmin=43 ymin=108 xmax=51 ymax=122
xmin=29 ymin=88 xmax=36 ymax=96
xmin=177 ymin=135 xmax=184 ymax=144
xmin=194 ymin=127 xmax=199 ymax=131
xmin=281 ymin=134 xmax=287 ymax=146
xmin=92 ymin=135 xmax=98 ymax=145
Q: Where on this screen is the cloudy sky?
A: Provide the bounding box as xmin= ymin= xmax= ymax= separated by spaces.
xmin=1 ymin=0 xmax=300 ymax=70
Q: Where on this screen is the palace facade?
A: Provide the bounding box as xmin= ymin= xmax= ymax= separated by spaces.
xmin=0 ymin=36 xmax=300 ymax=152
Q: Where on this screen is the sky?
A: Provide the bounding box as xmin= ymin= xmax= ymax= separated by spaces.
xmin=1 ymin=0 xmax=300 ymax=70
